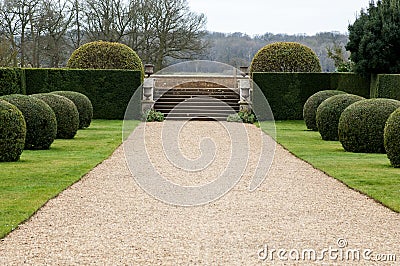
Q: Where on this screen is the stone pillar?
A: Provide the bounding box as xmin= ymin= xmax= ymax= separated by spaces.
xmin=238 ymin=79 xmax=251 ymax=112
xmin=141 ymin=78 xmax=155 ymax=114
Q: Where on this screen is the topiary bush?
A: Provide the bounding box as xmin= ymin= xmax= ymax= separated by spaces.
xmin=51 ymin=91 xmax=93 ymax=129
xmin=338 ymin=98 xmax=400 ymax=153
xmin=0 ymin=99 xmax=26 ymax=162
xmin=384 ymin=108 xmax=400 ymax=167
xmin=303 ymin=90 xmax=346 ymax=131
xmin=316 ymin=94 xmax=365 ymax=141
xmin=67 ymin=41 xmax=144 ymax=74
xmin=31 ymin=94 xmax=79 ymax=139
xmin=0 ymin=94 xmax=57 ymax=150
xmin=250 ymin=42 xmax=322 ymax=74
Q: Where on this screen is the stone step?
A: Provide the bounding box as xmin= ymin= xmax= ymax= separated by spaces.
xmin=154 ymin=87 xmax=239 ymax=92
xmin=157 ymin=107 xmax=237 ymax=113
xmin=155 ymin=103 xmax=239 ymax=109
xmin=165 ymin=113 xmax=235 ymax=120
xmin=156 ymin=88 xmax=235 ymax=91
xmin=153 ymin=87 xmax=240 ymax=120
xmin=154 ymin=95 xmax=239 ymax=100
xmin=164 ymin=116 xmax=229 ymax=121
xmin=154 ymin=90 xmax=239 ymax=98
xmin=155 ymin=98 xmax=239 ymax=104
xmin=155 ymin=99 xmax=240 ymax=107
xmin=155 ymin=102 xmax=239 ymax=108
xmin=155 ymin=87 xmax=239 ymax=90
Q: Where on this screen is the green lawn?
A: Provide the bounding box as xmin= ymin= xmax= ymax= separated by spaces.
xmin=262 ymin=120 xmax=400 ymax=212
xmin=0 ymin=120 xmax=138 ymax=238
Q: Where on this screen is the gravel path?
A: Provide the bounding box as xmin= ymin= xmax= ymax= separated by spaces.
xmin=1 ymin=121 xmax=400 ymax=265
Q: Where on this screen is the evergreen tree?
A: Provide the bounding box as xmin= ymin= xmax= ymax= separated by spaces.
xmin=347 ymin=0 xmax=400 ymax=74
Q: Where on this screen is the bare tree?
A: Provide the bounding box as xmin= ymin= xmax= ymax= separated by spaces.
xmin=127 ymin=0 xmax=157 ymax=63
xmin=0 ymin=0 xmax=208 ymax=68
xmin=40 ymin=0 xmax=74 ymax=67
xmin=83 ymin=0 xmax=132 ymax=42
xmin=16 ymin=0 xmax=38 ymax=67
xmin=140 ymin=0 xmax=207 ymax=70
xmin=68 ymin=0 xmax=84 ymax=49
xmin=0 ymin=0 xmax=36 ymax=67
xmin=0 ymin=35 xmax=17 ymax=66
xmin=0 ymin=0 xmax=21 ymax=66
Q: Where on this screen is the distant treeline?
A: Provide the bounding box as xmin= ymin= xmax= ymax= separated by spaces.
xmin=195 ymin=31 xmax=350 ymax=72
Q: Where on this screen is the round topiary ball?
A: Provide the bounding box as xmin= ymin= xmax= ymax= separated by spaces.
xmin=51 ymin=91 xmax=93 ymax=129
xmin=1 ymin=94 xmax=57 ymax=150
xmin=303 ymin=90 xmax=347 ymax=131
xmin=67 ymin=41 xmax=144 ymax=73
xmin=338 ymin=98 xmax=400 ymax=153
xmin=316 ymin=94 xmax=365 ymax=141
xmin=0 ymin=99 xmax=26 ymax=162
xmin=384 ymin=108 xmax=400 ymax=167
xmin=250 ymin=42 xmax=322 ymax=74
xmin=31 ymin=94 xmax=79 ymax=139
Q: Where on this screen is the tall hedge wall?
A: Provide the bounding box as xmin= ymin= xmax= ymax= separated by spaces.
xmin=371 ymin=74 xmax=400 ymax=101
xmin=0 ymin=68 xmax=25 ymax=96
xmin=24 ymin=69 xmax=142 ymax=119
xmin=330 ymin=73 xmax=371 ymax=98
xmin=252 ymin=72 xmax=370 ymax=120
xmin=0 ymin=68 xmax=384 ymax=121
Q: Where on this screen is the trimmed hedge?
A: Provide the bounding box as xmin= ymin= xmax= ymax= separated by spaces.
xmin=250 ymin=42 xmax=321 ymax=73
xmin=253 ymin=73 xmax=330 ymax=120
xmin=0 ymin=94 xmax=57 ymax=149
xmin=0 ymin=99 xmax=26 ymax=162
xmin=0 ymin=68 xmax=24 ymax=96
xmin=303 ymin=90 xmax=346 ymax=131
xmin=371 ymin=74 xmax=400 ymax=100
xmin=252 ymin=72 xmax=371 ymax=120
xmin=51 ymin=91 xmax=93 ymax=129
xmin=338 ymin=98 xmax=400 ymax=153
xmin=24 ymin=69 xmax=142 ymax=119
xmin=32 ymin=94 xmax=79 ymax=139
xmin=384 ymin=108 xmax=400 ymax=167
xmin=316 ymin=94 xmax=365 ymax=141
xmin=0 ymin=68 xmax=376 ymax=121
xmin=330 ymin=73 xmax=371 ymax=98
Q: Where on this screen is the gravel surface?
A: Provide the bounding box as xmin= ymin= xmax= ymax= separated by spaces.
xmin=1 ymin=121 xmax=399 ymax=265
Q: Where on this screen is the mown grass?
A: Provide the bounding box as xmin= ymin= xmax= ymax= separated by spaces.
xmin=262 ymin=120 xmax=400 ymax=213
xmin=0 ymin=120 xmax=138 ymax=238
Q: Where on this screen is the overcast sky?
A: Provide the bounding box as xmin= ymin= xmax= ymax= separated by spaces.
xmin=186 ymin=0 xmax=372 ymax=36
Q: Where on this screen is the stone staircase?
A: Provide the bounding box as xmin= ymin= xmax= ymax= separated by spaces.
xmin=153 ymin=86 xmax=240 ymax=121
